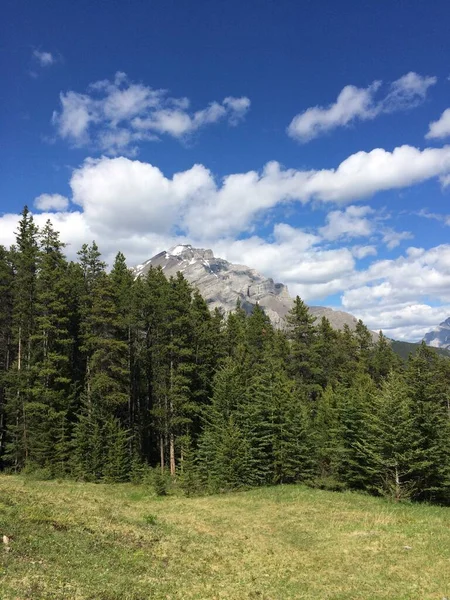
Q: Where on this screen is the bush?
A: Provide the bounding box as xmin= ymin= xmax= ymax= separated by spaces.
xmin=152 ymin=468 xmax=168 ymax=496
xmin=143 ymin=513 xmax=158 ymax=525
xmin=21 ymin=463 xmax=53 ymax=481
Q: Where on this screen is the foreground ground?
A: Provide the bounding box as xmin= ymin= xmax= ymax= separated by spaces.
xmin=1 ymin=476 xmax=450 ymax=599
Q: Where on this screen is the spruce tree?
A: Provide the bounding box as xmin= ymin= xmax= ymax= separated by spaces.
xmin=198 ymin=357 xmax=252 ymax=490
xmin=337 ymin=373 xmax=377 ymax=490
xmin=406 ymin=343 xmax=450 ymax=502
xmin=357 ymin=372 xmax=425 ymax=500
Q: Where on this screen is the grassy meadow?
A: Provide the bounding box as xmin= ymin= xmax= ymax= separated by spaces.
xmin=1 ymin=475 xmax=450 ymax=599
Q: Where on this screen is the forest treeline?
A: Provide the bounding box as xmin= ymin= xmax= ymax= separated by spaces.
xmin=1 ymin=207 xmax=450 ymax=503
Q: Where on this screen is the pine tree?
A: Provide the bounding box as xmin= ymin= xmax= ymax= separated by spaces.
xmin=313 ymin=317 xmax=340 ymax=389
xmin=73 ymin=244 xmax=131 ymax=480
xmin=285 ymin=296 xmax=319 ymax=397
xmin=26 ymin=220 xmax=73 ymax=472
xmin=143 ymin=267 xmax=171 ymax=468
xmin=313 ymin=385 xmax=344 ymax=489
xmin=165 ymin=273 xmax=195 ymax=475
xmin=178 ymin=434 xmax=200 ymax=496
xmin=336 ymin=325 xmax=360 ymax=387
xmin=270 ymin=371 xmax=314 ymax=485
xmin=369 ymin=331 xmax=401 ymax=384
xmin=189 ymin=291 xmax=224 ymax=439
xmin=245 ymin=304 xmax=273 ymax=368
xmin=0 ymin=246 xmax=14 ymax=467
xmin=4 ymin=207 xmax=39 ymax=470
xmin=102 ymin=417 xmax=131 ymax=482
xmin=354 ymin=319 xmax=374 ymax=371
xmin=225 ymin=299 xmax=248 ymax=360
xmin=110 ymin=252 xmax=135 ymax=428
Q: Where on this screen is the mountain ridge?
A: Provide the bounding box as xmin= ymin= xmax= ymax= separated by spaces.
xmin=133 ymin=244 xmax=369 ymax=334
xmin=423 ymin=317 xmax=450 ymax=349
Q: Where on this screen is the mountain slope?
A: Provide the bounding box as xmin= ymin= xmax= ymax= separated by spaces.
xmin=423 ymin=317 xmax=450 ymax=349
xmin=390 ymin=339 xmax=450 ymax=361
xmin=133 ymin=244 xmax=366 ymax=333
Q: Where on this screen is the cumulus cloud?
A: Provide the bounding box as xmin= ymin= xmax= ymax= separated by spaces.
xmin=319 ymin=205 xmax=374 ymax=241
xmin=426 ymin=108 xmax=450 ymax=140
xmin=340 ymin=244 xmax=450 ymax=339
xmin=62 ymin=145 xmax=450 ymax=240
xmin=52 ymin=72 xmax=250 ymax=154
xmin=288 ymin=72 xmax=436 ymax=142
xmin=3 ymin=142 xmax=450 ymax=341
xmin=34 ymin=193 xmax=69 ymax=211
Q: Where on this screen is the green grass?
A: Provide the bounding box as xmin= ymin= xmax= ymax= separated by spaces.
xmin=1 ymin=476 xmax=450 ymax=599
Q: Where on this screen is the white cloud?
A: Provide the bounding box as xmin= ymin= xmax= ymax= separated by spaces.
xmin=351 ymin=245 xmax=378 ymax=260
xmin=53 ymin=91 xmax=93 ymax=146
xmin=415 ymin=208 xmax=450 ymax=225
xmin=52 ymin=73 xmax=250 ymax=154
xmin=381 ymin=72 xmax=437 ymax=112
xmin=34 ymin=193 xmax=70 ymax=211
xmin=288 ymin=72 xmax=436 ymax=142
xmin=214 ymin=226 xmax=355 ymax=298
xmin=42 ymin=143 xmax=450 ymax=244
xmin=303 ymin=145 xmax=450 ymax=203
xmin=223 ymin=97 xmax=252 ymax=125
xmin=33 ymin=50 xmax=56 ymax=67
xmin=381 ymin=228 xmax=413 ymax=249
xmin=426 ymin=108 xmax=450 ymax=140
xmin=339 ymin=244 xmax=450 ymax=339
xmin=3 ymin=142 xmax=450 ymax=341
xmin=319 ymin=205 xmax=374 ymax=241
xmin=287 ymin=82 xmax=380 ymax=142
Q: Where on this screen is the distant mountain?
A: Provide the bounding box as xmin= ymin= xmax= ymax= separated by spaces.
xmin=423 ymin=317 xmax=450 ymax=349
xmin=133 ymin=244 xmax=373 ymax=334
xmin=391 ymin=339 xmax=450 ymax=361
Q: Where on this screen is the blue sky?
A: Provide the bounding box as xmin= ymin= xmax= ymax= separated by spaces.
xmin=2 ymin=0 xmax=450 ymax=340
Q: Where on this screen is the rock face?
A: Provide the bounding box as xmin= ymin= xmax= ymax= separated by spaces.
xmin=133 ymin=244 xmax=363 ymax=332
xmin=423 ymin=317 xmax=450 ymax=349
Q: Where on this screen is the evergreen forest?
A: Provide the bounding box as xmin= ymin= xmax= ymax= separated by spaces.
xmin=1 ymin=207 xmax=450 ymax=504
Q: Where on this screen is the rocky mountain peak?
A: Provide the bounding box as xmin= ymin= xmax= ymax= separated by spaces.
xmin=423 ymin=317 xmax=450 ymax=349
xmin=167 ymin=244 xmax=215 ymax=261
xmin=132 ymin=245 xmax=369 ymax=334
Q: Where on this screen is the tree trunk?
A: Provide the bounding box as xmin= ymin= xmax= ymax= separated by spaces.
xmin=169 ymin=433 xmax=176 ymax=476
